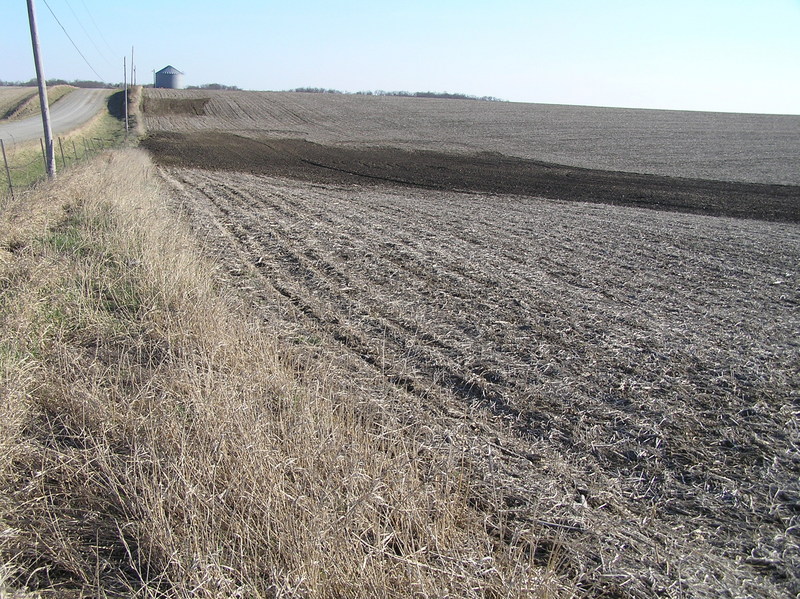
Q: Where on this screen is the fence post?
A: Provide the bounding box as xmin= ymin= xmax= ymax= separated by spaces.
xmin=71 ymin=139 xmax=78 ymax=162
xmin=1 ymin=139 xmax=14 ymax=200
xmin=58 ymin=137 xmax=66 ymax=168
xmin=40 ymin=138 xmax=46 ymax=175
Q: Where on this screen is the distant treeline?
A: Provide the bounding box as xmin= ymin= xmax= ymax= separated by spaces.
xmin=288 ymin=87 xmax=505 ymax=101
xmin=185 ymin=83 xmax=241 ymax=91
xmin=0 ymin=79 xmax=501 ymax=101
xmin=0 ymin=79 xmax=119 ymax=88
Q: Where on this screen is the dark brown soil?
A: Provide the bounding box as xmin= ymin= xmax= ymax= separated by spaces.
xmin=140 ymin=97 xmax=210 ymax=117
xmin=141 ymin=131 xmax=800 ymax=223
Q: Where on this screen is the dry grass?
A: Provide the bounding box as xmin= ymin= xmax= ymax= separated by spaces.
xmin=0 ymin=88 xmax=37 ymax=121
xmin=126 ymin=86 xmax=145 ymax=138
xmin=0 ymin=107 xmax=127 ymax=191
xmin=0 ymin=150 xmax=558 ymax=597
xmin=0 ymin=86 xmax=75 ymax=121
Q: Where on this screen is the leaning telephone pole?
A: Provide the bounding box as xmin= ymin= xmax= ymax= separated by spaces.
xmin=26 ymin=0 xmax=56 ymax=179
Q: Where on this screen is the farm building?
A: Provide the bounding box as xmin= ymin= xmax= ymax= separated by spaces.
xmin=154 ymin=65 xmax=185 ymax=89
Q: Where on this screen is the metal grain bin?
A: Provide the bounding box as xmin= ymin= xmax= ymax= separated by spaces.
xmin=154 ymin=65 xmax=185 ymax=89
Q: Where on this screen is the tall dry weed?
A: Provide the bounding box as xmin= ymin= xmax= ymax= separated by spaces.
xmin=0 ymin=150 xmax=553 ymax=597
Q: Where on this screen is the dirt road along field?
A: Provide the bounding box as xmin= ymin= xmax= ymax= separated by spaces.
xmin=0 ymin=88 xmax=111 ymax=144
xmin=143 ymin=90 xmax=800 ymax=598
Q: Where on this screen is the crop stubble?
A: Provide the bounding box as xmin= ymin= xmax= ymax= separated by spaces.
xmin=156 ymin=167 xmax=799 ymax=599
xmin=144 ymin=90 xmax=800 ymax=598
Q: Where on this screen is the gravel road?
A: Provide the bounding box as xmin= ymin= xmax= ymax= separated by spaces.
xmin=0 ymin=88 xmax=111 ymax=145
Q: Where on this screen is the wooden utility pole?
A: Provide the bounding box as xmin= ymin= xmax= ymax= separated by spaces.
xmin=26 ymin=0 xmax=56 ymax=179
xmin=123 ymin=56 xmax=129 ymax=134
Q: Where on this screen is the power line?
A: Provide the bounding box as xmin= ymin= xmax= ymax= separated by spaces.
xmin=78 ymin=0 xmax=116 ymax=58
xmin=62 ymin=0 xmax=114 ymax=68
xmin=41 ymin=0 xmax=105 ymax=81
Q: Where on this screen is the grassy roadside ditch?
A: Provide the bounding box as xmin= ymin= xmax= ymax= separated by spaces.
xmin=0 ymin=148 xmax=556 ymax=596
xmin=0 ymin=90 xmax=132 ymax=194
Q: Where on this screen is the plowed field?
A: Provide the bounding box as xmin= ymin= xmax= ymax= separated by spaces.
xmin=143 ymin=90 xmax=800 ymax=598
xmin=142 ymin=89 xmax=800 ymax=186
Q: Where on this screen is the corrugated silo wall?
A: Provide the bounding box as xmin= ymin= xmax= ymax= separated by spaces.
xmin=155 ymin=73 xmax=185 ymax=89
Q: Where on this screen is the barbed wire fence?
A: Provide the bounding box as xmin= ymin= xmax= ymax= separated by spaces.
xmin=1 ymin=133 xmax=113 ymax=200
xmin=0 ymin=139 xmax=14 ymax=199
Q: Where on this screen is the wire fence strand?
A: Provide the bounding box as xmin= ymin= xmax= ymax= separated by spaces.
xmin=1 ymin=134 xmax=113 ymax=198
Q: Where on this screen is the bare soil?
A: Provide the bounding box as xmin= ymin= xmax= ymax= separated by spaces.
xmin=141 ymin=90 xmax=800 ymax=598
xmin=142 ymin=131 xmax=800 ymax=222
xmin=154 ymin=167 xmax=799 ymax=599
xmin=141 ymin=89 xmax=800 ymax=186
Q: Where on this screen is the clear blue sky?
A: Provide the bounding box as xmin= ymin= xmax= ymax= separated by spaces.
xmin=2 ymin=0 xmax=799 ymax=114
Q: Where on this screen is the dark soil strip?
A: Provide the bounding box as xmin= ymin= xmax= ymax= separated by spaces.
xmin=142 ymin=131 xmax=800 ymax=222
xmin=140 ymin=97 xmax=210 ymax=117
